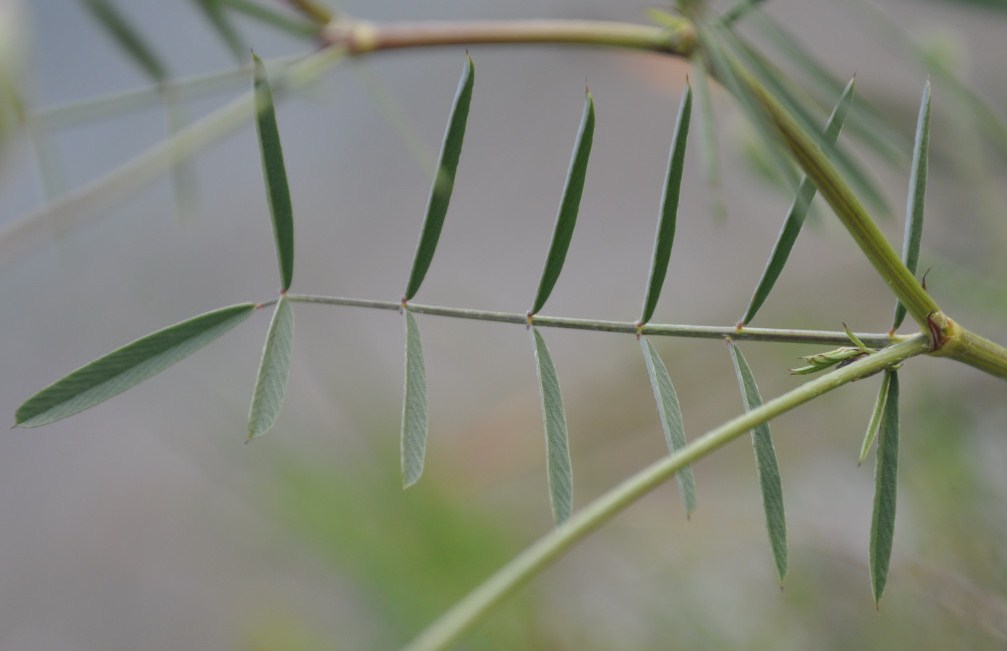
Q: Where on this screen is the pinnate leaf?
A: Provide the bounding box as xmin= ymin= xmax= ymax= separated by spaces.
xmin=253 ymin=52 xmax=295 ymax=292
xmin=893 ymin=81 xmax=931 ymax=331
xmin=532 ymin=327 xmax=573 ymax=525
xmin=404 ymin=55 xmax=475 ymax=301
xmin=16 ymin=304 xmax=256 ymax=427
xmin=640 ymin=84 xmax=692 ymax=326
xmin=247 ymin=297 xmax=294 ymax=440
xmin=641 ymin=337 xmax=696 ymax=515
xmin=741 ymin=77 xmax=856 ymax=325
xmin=401 ymin=311 xmax=428 ymax=488
xmin=530 ymin=91 xmax=595 ymax=315
xmin=727 ymin=339 xmax=787 ymax=582
xmin=870 ymin=370 xmax=900 ymax=605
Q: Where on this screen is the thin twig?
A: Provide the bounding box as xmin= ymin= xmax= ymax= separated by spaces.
xmin=285 ymin=293 xmax=903 ymax=347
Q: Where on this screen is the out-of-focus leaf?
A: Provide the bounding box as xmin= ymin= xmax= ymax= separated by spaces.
xmin=727 ymin=339 xmax=787 ymax=583
xmin=248 ymin=297 xmax=294 ymax=440
xmin=852 ymin=0 xmax=1007 ymax=161
xmin=721 ymin=0 xmax=769 ymax=25
xmin=859 ymin=370 xmax=892 ymax=465
xmin=83 ymin=0 xmax=168 ymax=83
xmin=165 ymin=92 xmax=199 ymax=220
xmin=870 ymin=370 xmax=900 ymax=604
xmin=531 ymin=327 xmax=573 ymax=525
xmin=401 ymin=311 xmax=428 ymax=488
xmin=191 ymin=0 xmax=247 ymax=62
xmin=284 ymin=0 xmax=332 ymax=24
xmin=747 ymin=10 xmax=908 ymax=165
xmin=220 ymin=0 xmax=320 ymax=38
xmin=700 ymin=25 xmax=799 ymax=194
xmin=16 ymin=303 xmax=256 ymax=427
xmin=640 ymin=84 xmax=692 ymax=325
xmin=690 ymin=54 xmax=727 ymax=219
xmin=403 ymin=55 xmax=475 ymax=301
xmin=893 ymin=81 xmax=931 ymax=330
xmin=640 ymin=337 xmax=696 ymax=515
xmin=253 ymin=53 xmax=295 ymax=292
xmin=0 ymin=1 xmax=26 ymax=156
xmin=917 ymin=0 xmax=1007 ymax=9
xmin=740 ymin=77 xmax=855 ymax=325
xmin=722 ymin=30 xmax=889 ymax=215
xmin=530 ymin=91 xmax=595 ymax=315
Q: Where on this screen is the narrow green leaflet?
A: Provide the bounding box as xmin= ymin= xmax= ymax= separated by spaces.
xmin=531 ymin=327 xmax=574 ymax=525
xmin=727 ymin=339 xmax=787 ymax=582
xmin=869 ymin=370 xmax=900 ymax=604
xmin=640 ymin=85 xmax=692 ymax=326
xmin=83 ymin=0 xmax=168 ymax=83
xmin=740 ymin=78 xmax=856 ymax=325
xmin=253 ymin=53 xmax=295 ymax=292
xmin=401 ymin=311 xmax=428 ymax=488
xmin=893 ymin=81 xmax=931 ymax=331
xmin=248 ymin=297 xmax=294 ymax=440
xmin=403 ymin=55 xmax=475 ymax=301
xmin=859 ymin=370 xmax=892 ymax=465
xmin=16 ymin=304 xmax=256 ymax=428
xmin=192 ymin=0 xmax=247 ymax=61
xmin=530 ymin=92 xmax=595 ymax=315
xmin=640 ymin=337 xmax=697 ymax=515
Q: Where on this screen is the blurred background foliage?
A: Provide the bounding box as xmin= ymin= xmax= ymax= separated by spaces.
xmin=0 ymin=0 xmax=1005 ymax=649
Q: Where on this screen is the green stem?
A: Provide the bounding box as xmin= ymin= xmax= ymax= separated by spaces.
xmin=285 ymin=293 xmax=904 ymax=347
xmin=322 ymin=18 xmax=697 ymax=56
xmin=947 ymin=329 xmax=1007 ymax=379
xmin=402 ymin=334 xmax=930 ymax=651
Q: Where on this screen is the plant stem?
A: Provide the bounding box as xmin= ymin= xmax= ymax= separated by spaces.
xmin=402 ymin=334 xmax=930 ymax=651
xmin=322 ymin=18 xmax=697 ymax=57
xmin=285 ymin=293 xmax=902 ymax=347
xmin=927 ymin=312 xmax=1007 ymax=379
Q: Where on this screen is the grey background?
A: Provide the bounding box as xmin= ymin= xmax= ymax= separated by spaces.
xmin=1 ymin=0 xmax=1006 ymax=649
